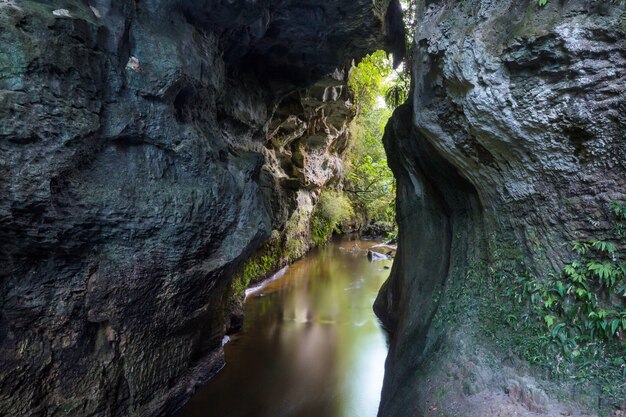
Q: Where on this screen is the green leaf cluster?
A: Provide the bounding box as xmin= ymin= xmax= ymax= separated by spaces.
xmin=496 ymin=202 xmax=626 ymax=362
xmin=611 ymin=201 xmax=626 ymax=237
xmin=232 ymin=231 xmax=284 ymax=296
xmin=543 ymin=240 xmax=626 ymax=346
xmin=470 ymin=202 xmax=626 ymax=406
xmin=310 ymin=190 xmax=354 ymax=246
xmin=348 ymin=50 xmax=393 ymax=110
xmin=346 ymin=51 xmax=401 ymax=225
xmin=499 ymin=202 xmax=625 ymax=341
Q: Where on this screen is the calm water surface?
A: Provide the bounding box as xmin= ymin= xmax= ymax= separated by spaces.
xmin=175 ymin=236 xmax=391 ymax=417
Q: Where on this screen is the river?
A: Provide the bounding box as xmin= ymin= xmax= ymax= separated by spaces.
xmin=175 ymin=236 xmax=392 ymax=417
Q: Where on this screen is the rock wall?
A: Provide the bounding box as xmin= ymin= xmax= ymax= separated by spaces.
xmin=228 ymin=71 xmax=363 ymax=323
xmin=376 ymin=1 xmax=625 ymax=416
xmin=0 ymin=1 xmax=403 ymax=416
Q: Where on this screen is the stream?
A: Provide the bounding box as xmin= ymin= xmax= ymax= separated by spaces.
xmin=175 ymin=236 xmax=392 ymax=417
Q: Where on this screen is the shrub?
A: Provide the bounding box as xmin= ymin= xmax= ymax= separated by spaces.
xmin=310 ymin=190 xmax=354 ymax=246
xmin=346 ymin=51 xmax=398 ymax=225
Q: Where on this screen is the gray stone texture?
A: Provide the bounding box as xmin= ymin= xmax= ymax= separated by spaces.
xmin=375 ymin=1 xmax=625 ymax=416
xmin=0 ymin=1 xmax=403 ymax=416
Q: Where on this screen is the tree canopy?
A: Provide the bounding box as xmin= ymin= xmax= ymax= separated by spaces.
xmin=345 ymin=51 xmax=400 ymax=226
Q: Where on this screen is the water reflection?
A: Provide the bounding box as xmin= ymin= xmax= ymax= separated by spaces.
xmin=175 ymin=236 xmax=391 ymax=417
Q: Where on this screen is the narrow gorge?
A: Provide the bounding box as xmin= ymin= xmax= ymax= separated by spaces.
xmin=0 ymin=1 xmax=624 ymax=417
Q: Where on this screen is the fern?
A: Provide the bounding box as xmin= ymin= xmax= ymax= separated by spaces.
xmin=591 ymin=240 xmax=616 ymax=254
xmin=610 ymin=201 xmax=626 ymax=220
xmin=572 ymin=241 xmax=590 ymax=255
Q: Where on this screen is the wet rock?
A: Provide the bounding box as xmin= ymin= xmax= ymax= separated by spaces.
xmin=376 ymin=1 xmax=625 ymax=416
xmin=361 ymin=221 xmax=395 ymax=238
xmin=505 ymin=378 xmax=549 ymax=413
xmin=368 ymin=250 xmax=391 ymax=261
xmin=0 ymin=1 xmax=404 ymax=417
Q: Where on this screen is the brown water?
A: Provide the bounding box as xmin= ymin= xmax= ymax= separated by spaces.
xmin=175 ymin=236 xmax=391 ymax=417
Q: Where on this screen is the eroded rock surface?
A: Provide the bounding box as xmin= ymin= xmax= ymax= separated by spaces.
xmin=376 ymin=1 xmax=625 ymax=416
xmin=0 ymin=1 xmax=403 ymax=416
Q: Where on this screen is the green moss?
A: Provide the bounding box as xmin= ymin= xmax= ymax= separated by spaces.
xmin=310 ymin=190 xmax=354 ymax=247
xmin=284 ymin=211 xmax=308 ymax=262
xmin=231 ymin=209 xmax=315 ymax=297
xmin=310 ymin=214 xmax=334 ymax=247
xmin=231 ymin=190 xmax=358 ymax=297
xmin=431 ymin=203 xmax=626 ymax=412
xmin=487 ymin=249 xmax=623 ymax=407
xmin=232 ymin=231 xmax=283 ymax=297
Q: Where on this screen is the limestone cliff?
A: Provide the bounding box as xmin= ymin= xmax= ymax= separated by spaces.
xmin=0 ymin=1 xmax=403 ymax=416
xmin=376 ymin=1 xmax=625 ymax=416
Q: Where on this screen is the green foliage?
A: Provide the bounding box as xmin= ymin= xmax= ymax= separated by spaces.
xmin=310 ymin=190 xmax=354 ymax=246
xmin=477 ymin=202 xmax=626 ymax=406
xmin=611 ymin=201 xmax=626 ymax=237
xmin=400 ymin=0 xmax=417 ymax=36
xmin=346 ymin=110 xmax=396 ymax=223
xmin=346 ymin=52 xmax=399 ymax=225
xmin=348 ymin=50 xmax=410 ymax=112
xmin=384 ymin=76 xmax=410 ymax=109
xmin=348 ymin=50 xmax=393 ymax=110
xmin=545 ymin=243 xmax=626 ymax=343
xmin=429 ymin=202 xmax=626 ymax=408
xmin=610 ymin=201 xmax=626 ymax=220
xmin=232 ymin=231 xmax=283 ymax=297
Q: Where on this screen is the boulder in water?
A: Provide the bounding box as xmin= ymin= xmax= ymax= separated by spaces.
xmin=367 ymin=249 xmax=391 ymax=262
